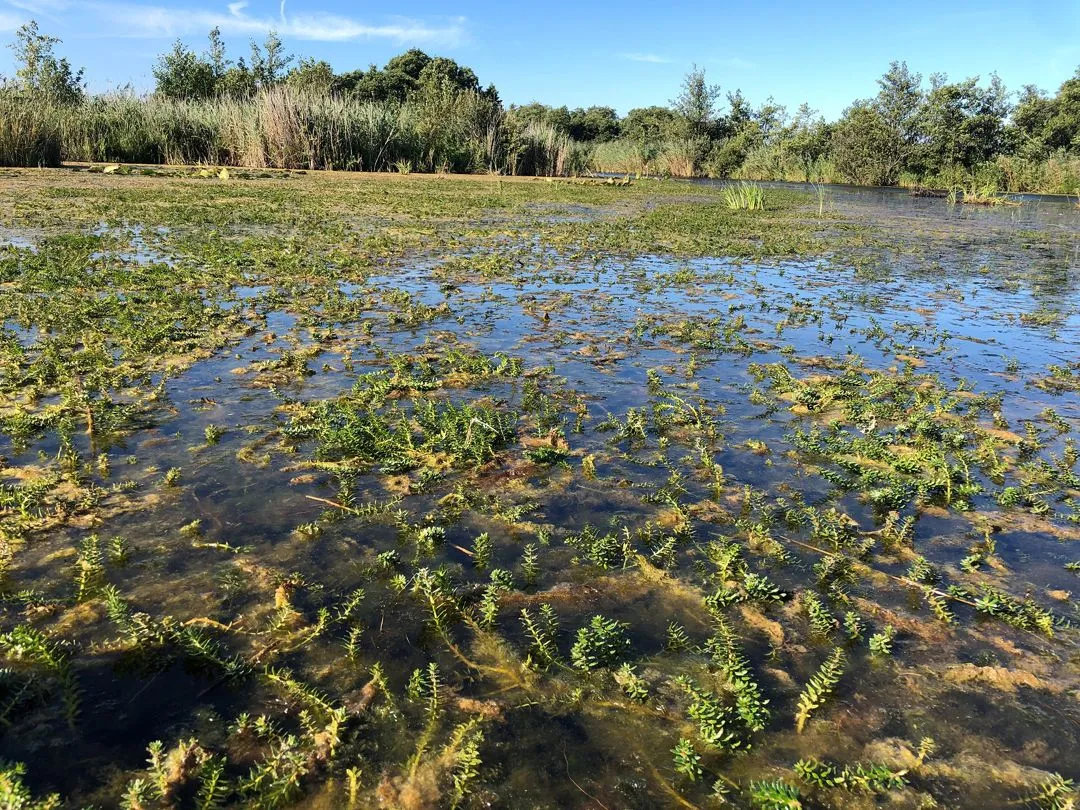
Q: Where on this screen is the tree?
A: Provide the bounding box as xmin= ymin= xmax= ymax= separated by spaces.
xmin=753 ymin=97 xmax=788 ymax=145
xmin=721 ymin=90 xmax=753 ymax=136
xmin=218 ymin=59 xmax=256 ymax=98
xmin=340 ymin=49 xmax=497 ymax=104
xmin=622 ymin=106 xmax=677 ymax=143
xmin=783 ymin=103 xmax=830 ymax=181
xmin=917 ymin=73 xmax=1009 ymax=172
xmin=153 ymin=40 xmax=216 ymax=99
xmin=671 ymin=64 xmax=722 ymax=138
xmin=285 ymin=58 xmax=336 ymax=94
xmin=1010 ymin=68 xmax=1080 ymax=155
xmin=249 ymin=30 xmax=293 ymax=89
xmin=829 ymin=62 xmax=926 ymax=185
xmin=567 ymin=106 xmax=620 ymax=142
xmin=207 ymin=26 xmax=228 ymax=78
xmin=7 ymin=20 xmax=84 ymax=103
xmin=831 ymin=102 xmax=901 ymax=185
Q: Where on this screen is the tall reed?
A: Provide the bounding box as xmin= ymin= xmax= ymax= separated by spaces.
xmin=0 ymin=87 xmax=588 ymax=176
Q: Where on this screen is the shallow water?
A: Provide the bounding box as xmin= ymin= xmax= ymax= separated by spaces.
xmin=1 ymin=175 xmax=1079 ymax=808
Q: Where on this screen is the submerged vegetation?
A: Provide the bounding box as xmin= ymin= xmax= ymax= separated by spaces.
xmin=0 ymin=163 xmax=1078 ymax=808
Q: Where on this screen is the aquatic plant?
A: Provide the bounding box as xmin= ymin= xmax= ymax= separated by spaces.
xmin=722 ymin=182 xmax=766 ymax=211
xmin=794 ymin=648 xmax=846 ymax=733
xmin=570 ymin=615 xmax=631 ymax=671
xmin=749 ymin=779 xmax=802 ymax=809
xmin=672 ymin=738 xmax=703 ymax=782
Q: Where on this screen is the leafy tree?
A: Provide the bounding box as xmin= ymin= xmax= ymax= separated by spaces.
xmin=671 ymin=64 xmax=722 ymax=138
xmin=6 ymin=20 xmax=84 ymax=103
xmin=418 ymin=56 xmax=480 ymax=94
xmin=286 ymin=58 xmax=337 ymax=93
xmin=509 ymin=103 xmax=572 ymax=132
xmin=917 ymin=73 xmax=1009 ymax=171
xmin=218 ymin=59 xmax=256 ymax=98
xmin=721 ymin=89 xmax=754 ymax=136
xmin=831 ymin=101 xmax=900 ymax=184
xmin=622 ymin=106 xmax=677 ymax=143
xmin=567 ymin=106 xmax=620 ymax=142
xmin=830 ymin=62 xmax=924 ymax=185
xmin=207 ymin=26 xmax=228 ymax=78
xmin=1009 ymin=68 xmax=1080 ymax=155
xmin=249 ymin=30 xmax=293 ymax=88
xmin=340 ymin=64 xmax=414 ymax=102
xmin=384 ymin=48 xmax=432 ymax=81
xmin=782 ymin=103 xmax=830 ymax=181
xmin=153 ymin=40 xmax=216 ymax=99
xmin=341 ymin=49 xmax=496 ymax=103
xmin=753 ymin=97 xmax=788 ymax=144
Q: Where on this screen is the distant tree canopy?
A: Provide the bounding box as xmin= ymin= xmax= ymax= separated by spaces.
xmin=338 ymin=49 xmax=498 ymax=103
xmin=507 ymin=103 xmax=619 ymax=142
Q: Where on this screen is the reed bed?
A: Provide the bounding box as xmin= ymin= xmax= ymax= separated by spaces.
xmin=0 ymin=87 xmax=590 ymax=175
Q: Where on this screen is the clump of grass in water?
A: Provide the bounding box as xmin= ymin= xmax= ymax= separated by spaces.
xmin=723 ymin=181 xmax=766 ymax=211
xmin=947 ymin=182 xmax=1020 ymax=206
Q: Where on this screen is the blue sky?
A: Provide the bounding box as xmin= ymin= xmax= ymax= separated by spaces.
xmin=1 ymin=0 xmax=1078 ymax=118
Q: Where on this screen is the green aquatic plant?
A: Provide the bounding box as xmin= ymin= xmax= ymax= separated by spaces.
xmin=672 ymin=738 xmax=703 ymax=782
xmin=842 ymin=611 xmax=865 ymax=642
xmin=448 ymin=720 xmax=484 ymax=809
xmin=794 ymin=647 xmax=845 ymax=733
xmin=723 ymin=182 xmax=766 ymax=211
xmin=570 ymin=615 xmax=631 ymax=671
xmin=0 ymin=625 xmax=80 ymax=730
xmin=749 ymin=779 xmax=802 ymax=809
xmin=1022 ymin=773 xmax=1076 ymax=810
xmin=676 ymin=676 xmax=748 ymax=752
xmin=796 ymin=757 xmax=908 ymax=793
xmin=520 ymin=605 xmax=560 ymax=669
xmin=869 ymin=625 xmax=897 ymax=656
xmin=801 ymin=591 xmax=838 ymax=638
xmin=0 ymin=761 xmax=61 ymax=810
xmin=614 ymin=662 xmax=649 ymax=702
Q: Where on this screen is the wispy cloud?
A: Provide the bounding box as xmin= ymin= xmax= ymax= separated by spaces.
xmin=714 ymin=57 xmax=756 ymax=71
xmin=620 ymin=52 xmax=672 ymax=64
xmin=77 ymin=0 xmax=466 ymax=44
xmin=4 ymin=0 xmax=70 ymax=12
xmin=0 ymin=9 xmax=25 ymax=29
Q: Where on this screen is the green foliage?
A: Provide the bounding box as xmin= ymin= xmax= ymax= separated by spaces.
xmin=0 ymin=761 xmax=61 ymax=809
xmin=0 ymin=625 xmax=80 ymax=729
xmin=749 ymin=779 xmax=803 ymax=809
xmin=722 ymin=182 xmax=766 ymax=211
xmin=7 ymin=21 xmax=84 ymax=104
xmin=802 ymin=591 xmax=838 ymax=637
xmin=869 ymin=625 xmax=897 ymax=656
xmin=796 ymin=757 xmax=908 ymax=793
xmin=570 ymin=615 xmax=631 ymax=671
xmin=1023 ymin=773 xmax=1077 ymax=810
xmin=520 ymin=605 xmax=560 ymax=669
xmin=794 ymin=647 xmax=846 ymax=733
xmin=614 ymin=663 xmax=649 ymax=702
xmin=672 ymin=738 xmax=703 ymax=782
xmin=676 ymin=676 xmax=748 ymax=752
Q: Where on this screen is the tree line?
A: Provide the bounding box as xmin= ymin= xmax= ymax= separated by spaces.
xmin=2 ymin=20 xmax=1079 ymax=191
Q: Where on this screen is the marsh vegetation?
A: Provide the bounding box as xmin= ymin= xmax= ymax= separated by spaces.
xmin=0 ymin=167 xmax=1078 ymax=808
xmin=3 ymin=23 xmax=1080 ymax=195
